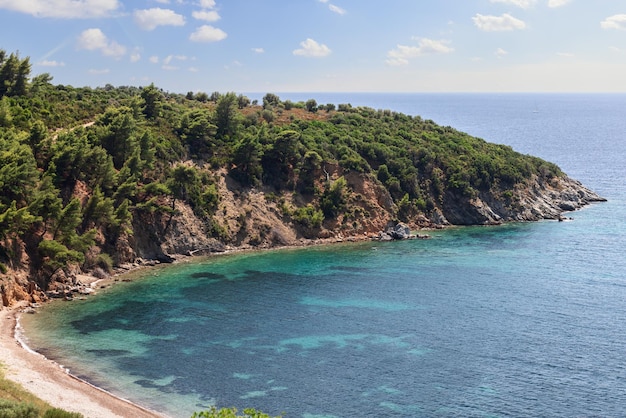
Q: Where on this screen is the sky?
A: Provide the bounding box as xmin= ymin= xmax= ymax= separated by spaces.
xmin=1 ymin=0 xmax=626 ymax=93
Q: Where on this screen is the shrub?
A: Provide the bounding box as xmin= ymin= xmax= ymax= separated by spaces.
xmin=337 ymin=103 xmax=352 ymax=112
xmin=261 ymin=109 xmax=275 ymax=123
xmin=95 ymin=253 xmax=113 ymax=273
xmin=0 ymin=400 xmax=39 ymax=418
xmin=305 ymin=99 xmax=318 ymax=113
xmin=43 ymin=408 xmax=83 ymax=418
xmin=38 ymin=239 xmax=85 ymax=270
xmin=292 ymin=205 xmax=324 ymax=229
xmin=320 ymin=177 xmax=348 ymax=218
xmin=192 ymin=406 xmax=280 ymax=418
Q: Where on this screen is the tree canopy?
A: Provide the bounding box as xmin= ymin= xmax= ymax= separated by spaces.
xmin=0 ymin=48 xmax=565 ymax=285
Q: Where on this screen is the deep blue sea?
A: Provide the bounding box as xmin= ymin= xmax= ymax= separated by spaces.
xmin=21 ymin=94 xmax=626 ymax=417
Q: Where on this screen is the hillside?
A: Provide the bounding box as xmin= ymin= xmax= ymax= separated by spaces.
xmin=0 ymin=49 xmax=604 ymax=306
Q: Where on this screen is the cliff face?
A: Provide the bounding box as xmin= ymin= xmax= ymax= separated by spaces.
xmin=440 ymin=175 xmax=606 ymax=225
xmin=0 ymin=169 xmax=605 ymax=308
xmin=0 ymin=77 xmax=609 ymax=308
xmin=122 ymin=167 xmax=399 ymax=263
xmin=126 ymin=171 xmax=605 ymax=261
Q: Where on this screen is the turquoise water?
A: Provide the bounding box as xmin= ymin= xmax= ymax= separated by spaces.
xmin=22 ymin=94 xmax=626 ymax=417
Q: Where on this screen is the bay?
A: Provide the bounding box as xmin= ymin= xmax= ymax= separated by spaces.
xmin=21 ymin=94 xmax=626 ymax=417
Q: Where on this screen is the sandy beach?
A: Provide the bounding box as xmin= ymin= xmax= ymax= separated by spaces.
xmin=0 ymin=303 xmax=165 ymax=418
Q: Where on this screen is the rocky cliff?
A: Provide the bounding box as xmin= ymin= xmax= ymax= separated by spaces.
xmin=123 ymin=169 xmax=605 ymax=264
xmin=441 ymin=175 xmax=605 ymax=225
xmin=0 ymin=166 xmax=605 ymax=308
xmin=0 ymin=80 xmax=608 ymax=308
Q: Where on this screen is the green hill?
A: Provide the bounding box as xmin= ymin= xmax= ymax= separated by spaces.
xmin=0 ymin=49 xmax=604 ymax=304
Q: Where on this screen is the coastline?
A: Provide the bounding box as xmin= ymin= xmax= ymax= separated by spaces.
xmin=1 ymin=302 xmax=166 ymax=418
xmin=0 ymin=237 xmax=372 ymax=418
xmin=0 ymin=214 xmax=588 ymax=417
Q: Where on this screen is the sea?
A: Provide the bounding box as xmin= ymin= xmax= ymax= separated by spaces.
xmin=20 ymin=93 xmax=626 ymax=417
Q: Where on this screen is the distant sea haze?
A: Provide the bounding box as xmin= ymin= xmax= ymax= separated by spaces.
xmin=22 ymin=94 xmax=626 ymax=417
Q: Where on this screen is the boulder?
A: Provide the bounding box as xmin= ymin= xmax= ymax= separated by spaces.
xmin=374 ymin=222 xmax=413 ymax=241
xmin=387 ymin=222 xmax=412 ymax=240
xmin=378 ymin=232 xmax=394 ymax=241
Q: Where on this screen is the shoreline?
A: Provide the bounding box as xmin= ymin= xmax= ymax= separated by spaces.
xmin=0 ymin=237 xmax=376 ymax=418
xmin=0 ymin=301 xmax=166 ymax=418
xmin=0 ymin=219 xmax=560 ymax=416
xmin=0 ymin=217 xmax=576 ymax=417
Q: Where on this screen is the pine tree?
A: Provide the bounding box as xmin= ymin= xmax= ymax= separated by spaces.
xmin=0 ymin=51 xmax=31 ymax=97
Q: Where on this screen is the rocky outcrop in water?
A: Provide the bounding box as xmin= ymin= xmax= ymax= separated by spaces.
xmin=439 ymin=175 xmax=605 ymax=225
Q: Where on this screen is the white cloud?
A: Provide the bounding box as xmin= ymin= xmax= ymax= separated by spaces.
xmin=76 ymin=28 xmax=126 ymax=59
xmin=490 ymin=0 xmax=536 ymax=9
xmin=163 ymin=55 xmax=188 ymax=65
xmin=77 ymin=28 xmax=108 ymax=50
xmin=548 ymin=0 xmax=571 ymax=7
xmin=38 ymin=60 xmax=65 ymax=67
xmin=130 ymin=50 xmax=141 ymax=62
xmin=495 ymin=47 xmax=508 ymax=57
xmin=189 ymin=25 xmax=227 ymax=42
xmin=188 ymin=67 xmax=200 ymax=72
xmin=473 ymin=13 xmax=526 ymax=31
xmin=198 ymin=0 xmax=216 ymax=8
xmin=0 ymin=0 xmax=121 ymax=18
xmin=154 ymin=0 xmax=169 ymax=3
xmin=192 ymin=10 xmax=220 ymax=22
xmin=386 ymin=38 xmax=454 ymax=66
xmin=293 ymin=38 xmax=332 ymax=57
xmin=149 ymin=55 xmax=159 ymax=64
xmin=134 ymin=8 xmax=185 ymax=31
xmin=252 ymin=47 xmax=265 ymax=54
xmin=329 ymin=4 xmax=346 ymax=15
xmin=102 ymin=42 xmax=126 ymax=58
xmin=601 ymin=14 xmax=626 ymax=31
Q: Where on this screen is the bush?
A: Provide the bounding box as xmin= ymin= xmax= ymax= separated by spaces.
xmin=305 ymin=99 xmax=317 ymax=113
xmin=192 ymin=406 xmax=280 ymax=418
xmin=292 ymin=205 xmax=324 ymax=229
xmin=43 ymin=408 xmax=83 ymax=418
xmin=261 ymin=109 xmax=275 ymax=123
xmin=95 ymin=253 xmax=113 ymax=273
xmin=320 ymin=177 xmax=348 ymax=218
xmin=38 ymin=239 xmax=85 ymax=270
xmin=0 ymin=400 xmax=39 ymax=418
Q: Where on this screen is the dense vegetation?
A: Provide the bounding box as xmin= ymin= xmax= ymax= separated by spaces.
xmin=0 ymin=48 xmax=564 ymax=288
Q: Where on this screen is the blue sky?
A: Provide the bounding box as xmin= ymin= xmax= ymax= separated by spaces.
xmin=1 ymin=0 xmax=626 ymax=93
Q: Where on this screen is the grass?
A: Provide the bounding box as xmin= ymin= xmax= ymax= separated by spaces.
xmin=0 ymin=364 xmax=82 ymax=417
xmin=0 ymin=364 xmax=51 ymax=409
